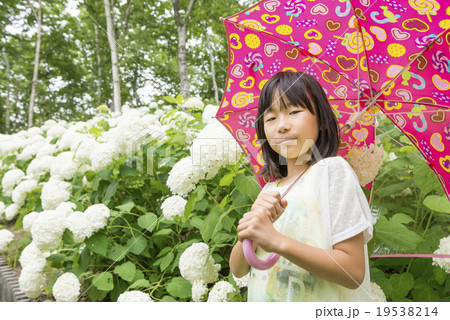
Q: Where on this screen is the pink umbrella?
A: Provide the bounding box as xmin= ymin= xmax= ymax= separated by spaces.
xmin=216 ymin=0 xmax=450 ymax=269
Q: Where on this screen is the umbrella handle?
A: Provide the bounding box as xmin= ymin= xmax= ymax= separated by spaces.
xmin=242 ymin=238 xmax=280 ymax=270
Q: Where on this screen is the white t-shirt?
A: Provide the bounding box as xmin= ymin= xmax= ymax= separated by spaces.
xmin=247 ymin=155 xmax=373 ymax=302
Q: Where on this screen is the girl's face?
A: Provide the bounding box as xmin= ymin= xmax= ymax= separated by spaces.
xmin=263 ymin=90 xmax=320 ymax=161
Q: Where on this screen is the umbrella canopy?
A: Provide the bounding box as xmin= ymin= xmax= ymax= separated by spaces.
xmin=216 ymin=0 xmax=450 ymax=201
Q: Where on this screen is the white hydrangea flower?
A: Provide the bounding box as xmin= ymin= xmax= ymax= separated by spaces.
xmin=47 ymin=125 xmax=67 ymax=140
xmin=5 ymin=203 xmax=20 ymax=221
xmin=192 ymin=280 xmax=208 ymax=302
xmin=82 ymin=176 xmax=92 ymax=188
xmin=50 ymin=151 xmax=78 ymax=180
xmin=19 ymin=265 xmax=46 ymax=299
xmin=57 ymin=130 xmax=85 ymax=152
xmin=31 ymin=210 xmax=66 ymax=250
xmin=74 ymin=138 xmax=100 ymax=165
xmin=52 ymin=273 xmax=81 ymax=302
xmin=1 ymin=168 xmax=25 ymax=196
xmin=117 ymin=290 xmax=153 ymax=302
xmin=12 ymin=179 xmax=38 ymax=207
xmin=183 ymin=97 xmax=204 ymax=110
xmin=90 ymin=141 xmax=118 ymax=172
xmin=346 ymin=138 xmax=384 ymax=186
xmin=179 ymin=242 xmax=220 ymax=285
xmin=84 ymin=204 xmax=110 ymax=231
xmin=158 ymin=100 xmax=164 ymax=105
xmin=66 ymin=211 xmax=92 ymax=243
xmin=17 ymin=140 xmax=46 ymax=161
xmin=23 ymin=211 xmax=39 ymax=232
xmin=432 ymin=235 xmax=450 ymax=273
xmin=55 ymin=202 xmax=76 ymax=216
xmin=166 ymin=156 xmax=201 ymax=197
xmin=207 ymin=281 xmax=236 ymax=302
xmin=232 ymin=273 xmax=249 ymax=288
xmin=370 ymin=282 xmax=386 ymax=302
xmin=35 ymin=144 xmax=57 ymax=159
xmin=202 ymin=104 xmax=219 ymax=124
xmin=41 ymin=179 xmax=71 ymax=210
xmin=149 ymin=102 xmax=158 ymax=109
xmin=161 ymin=195 xmax=187 ymax=221
xmin=19 ymin=242 xmax=47 ymax=271
xmin=0 ymin=229 xmax=14 ymax=252
xmin=26 ymin=155 xmax=56 ymax=178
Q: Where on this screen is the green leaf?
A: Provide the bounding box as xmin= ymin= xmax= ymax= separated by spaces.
xmin=101 ymin=121 xmax=110 ymax=131
xmin=413 ymin=161 xmax=441 ymax=196
xmin=166 ymin=277 xmax=192 ymax=299
xmin=137 ymin=213 xmax=158 ymax=232
xmin=390 ymin=213 xmax=414 ymax=225
xmin=154 ymin=229 xmax=173 ymax=236
xmin=114 ymin=261 xmax=136 ymax=282
xmin=234 ymin=173 xmax=259 ymax=200
xmin=128 ymin=279 xmax=150 ymax=290
xmin=119 ymin=165 xmax=138 ymax=177
xmin=85 ymin=170 xmax=97 ymax=182
xmin=116 ymin=201 xmax=135 ymax=213
xmin=164 ymin=96 xmax=178 ymax=104
xmin=433 ymin=266 xmax=447 ymax=285
xmin=98 ymin=168 xmax=113 ymax=181
xmin=184 ymin=191 xmax=197 ymax=218
xmin=108 ymin=244 xmax=129 ymax=261
xmin=201 ymin=206 xmax=222 ymax=242
xmin=126 ymin=237 xmax=148 ymax=255
xmin=62 ymin=229 xmax=74 ymax=245
xmin=103 ymin=179 xmax=119 ymax=205
xmin=160 ymin=295 xmax=177 ymax=302
xmin=92 ymin=272 xmax=114 ymax=292
xmin=85 ymin=230 xmax=109 ymax=257
xmin=220 ymin=172 xmax=235 ymax=186
xmin=374 ymin=215 xmax=423 ymax=252
xmin=376 ymin=181 xmax=411 ymax=198
xmin=89 ymin=127 xmax=103 ymax=137
xmin=46 ymin=253 xmax=66 ymax=262
xmin=390 ymin=273 xmax=414 ymax=299
xmin=158 ymin=252 xmax=174 ymax=272
xmin=423 ymin=195 xmax=450 ymax=214
xmin=149 ymin=179 xmax=169 ymax=193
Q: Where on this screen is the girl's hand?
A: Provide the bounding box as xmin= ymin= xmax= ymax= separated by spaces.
xmin=237 ymin=209 xmax=283 ymax=253
xmin=251 ymin=191 xmax=288 ymax=223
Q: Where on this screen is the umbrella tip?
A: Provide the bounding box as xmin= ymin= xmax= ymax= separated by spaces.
xmin=219 ymin=17 xmax=225 ymax=21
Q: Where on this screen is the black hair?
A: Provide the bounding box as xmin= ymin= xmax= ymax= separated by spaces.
xmin=255 ymin=71 xmax=340 ymax=182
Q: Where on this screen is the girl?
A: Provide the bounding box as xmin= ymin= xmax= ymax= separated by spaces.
xmin=229 ymin=72 xmax=373 ymax=302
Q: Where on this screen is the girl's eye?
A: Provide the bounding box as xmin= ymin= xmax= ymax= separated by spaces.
xmin=290 ymin=111 xmax=300 ymax=115
xmin=266 ymin=117 xmax=275 ymax=122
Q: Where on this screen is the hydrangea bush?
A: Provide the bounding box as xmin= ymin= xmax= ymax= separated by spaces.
xmin=0 ymin=96 xmax=448 ymax=302
xmin=0 ymin=98 xmax=252 ymax=302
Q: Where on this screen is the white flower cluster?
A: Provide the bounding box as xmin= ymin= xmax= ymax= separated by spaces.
xmin=18 ymin=242 xmax=47 ymax=298
xmin=66 ymin=204 xmax=110 ymax=243
xmin=117 ymin=290 xmax=153 ymax=302
xmin=432 ymin=235 xmax=450 ymax=273
xmin=202 ymin=105 xmax=219 ymax=124
xmin=2 ymin=169 xmax=25 ymax=197
xmin=12 ymin=179 xmax=38 ymax=207
xmin=183 ymin=97 xmax=204 ymax=110
xmin=0 ymin=229 xmax=14 ymax=252
xmin=346 ymin=138 xmax=384 ymax=186
xmin=31 ymin=210 xmax=67 ymax=251
xmin=207 ymin=281 xmax=236 ymax=302
xmin=179 ymin=242 xmax=220 ymax=302
xmin=4 ymin=203 xmax=20 ymax=221
xmin=167 ymin=120 xmax=242 ymax=197
xmin=52 ymin=273 xmax=81 ymax=302
xmin=370 ymin=282 xmax=386 ymax=302
xmin=41 ymin=179 xmax=71 ymax=210
xmin=161 ymin=195 xmax=187 ymax=221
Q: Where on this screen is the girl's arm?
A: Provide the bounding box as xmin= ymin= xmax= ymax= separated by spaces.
xmin=237 ymin=195 xmax=367 ymax=289
xmin=274 ymin=231 xmax=366 ymax=289
xmin=229 ymin=240 xmax=259 ymax=278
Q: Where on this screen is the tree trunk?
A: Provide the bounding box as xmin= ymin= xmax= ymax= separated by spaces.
xmin=172 ymin=0 xmax=196 ymax=99
xmin=132 ymin=51 xmax=141 ymax=107
xmin=13 ymin=34 xmax=23 ymax=132
xmin=94 ymin=23 xmax=102 ymax=105
xmin=203 ymin=23 xmax=219 ymax=104
xmin=27 ymin=0 xmax=42 ymax=129
xmin=104 ymin=0 xmax=121 ymax=112
xmin=117 ymin=0 xmax=132 ymax=42
xmin=3 ymin=49 xmax=11 ymax=133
